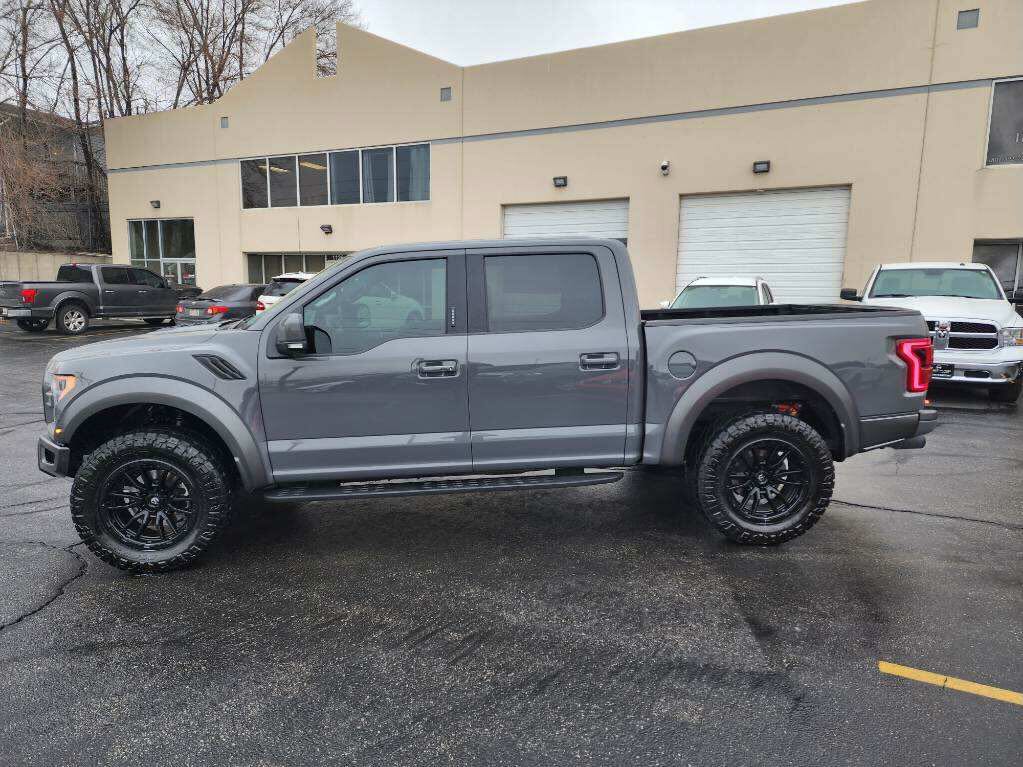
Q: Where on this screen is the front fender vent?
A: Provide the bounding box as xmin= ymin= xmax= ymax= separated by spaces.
xmin=193 ymin=354 xmax=245 ymax=380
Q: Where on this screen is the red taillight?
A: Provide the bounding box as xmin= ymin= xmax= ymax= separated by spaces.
xmin=206 ymin=305 xmax=229 ymax=316
xmin=256 ymin=301 xmax=265 ymax=312
xmin=896 ymin=338 xmax=933 ymax=393
xmin=175 ymin=304 xmax=183 ymax=314
xmin=20 ymin=288 xmax=37 ymax=304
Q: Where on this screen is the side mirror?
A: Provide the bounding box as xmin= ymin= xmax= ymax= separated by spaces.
xmin=840 ymin=288 xmax=861 ymax=301
xmin=276 ymin=313 xmax=307 ymax=355
xmin=658 ymin=300 xmax=671 ymax=309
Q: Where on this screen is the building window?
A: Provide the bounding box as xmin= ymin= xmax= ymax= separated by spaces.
xmin=440 ymin=86 xmax=452 ymax=102
xmin=298 ymin=154 xmax=329 ymax=206
xmin=397 ymin=144 xmax=430 ymax=202
xmin=957 ymin=9 xmax=979 ymax=29
xmin=329 ymin=151 xmax=360 ymax=204
xmin=987 ymin=79 xmax=1023 ymax=166
xmin=361 ymin=147 xmax=394 ymax=203
xmin=974 ymin=241 xmax=1023 ymax=299
xmin=246 ymin=252 xmax=349 ymax=284
xmin=240 ymin=144 xmax=429 ymax=209
xmin=129 ymin=218 xmax=197 ymax=286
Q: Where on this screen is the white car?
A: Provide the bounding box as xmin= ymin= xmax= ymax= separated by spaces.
xmin=847 ymin=262 xmax=1023 ymax=402
xmin=256 ymin=272 xmax=316 ymax=313
xmin=660 ymin=276 xmax=776 ymax=309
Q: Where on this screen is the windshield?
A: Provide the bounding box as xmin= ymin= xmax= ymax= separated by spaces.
xmin=870 ymin=268 xmax=1001 ymax=300
xmin=263 ymin=278 xmax=305 ymax=297
xmin=671 ymin=285 xmax=759 ymax=309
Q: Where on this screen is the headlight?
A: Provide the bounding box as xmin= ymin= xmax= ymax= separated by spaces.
xmin=1000 ymin=327 xmax=1023 ymax=347
xmin=42 ymin=373 xmax=76 ymax=424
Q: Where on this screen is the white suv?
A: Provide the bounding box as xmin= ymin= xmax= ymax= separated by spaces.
xmin=660 ymin=276 xmax=776 ymax=309
xmin=846 ymin=262 xmax=1023 ymax=402
xmin=256 ymin=272 xmax=316 ymax=313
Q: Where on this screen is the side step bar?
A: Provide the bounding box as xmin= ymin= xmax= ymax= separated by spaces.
xmin=262 ymin=470 xmax=624 ymax=503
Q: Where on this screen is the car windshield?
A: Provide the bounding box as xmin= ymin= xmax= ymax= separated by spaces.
xmin=263 ymin=278 xmax=305 ymax=297
xmin=671 ymin=285 xmax=759 ymax=308
xmin=870 ymin=268 xmax=1001 ymax=300
xmin=196 ymin=285 xmax=254 ymax=301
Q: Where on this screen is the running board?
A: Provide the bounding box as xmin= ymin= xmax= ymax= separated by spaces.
xmin=262 ymin=471 xmax=624 ymax=503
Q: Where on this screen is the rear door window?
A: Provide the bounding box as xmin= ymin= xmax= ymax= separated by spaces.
xmin=483 ymin=253 xmax=603 ymax=332
xmin=130 ymin=268 xmax=165 ymax=288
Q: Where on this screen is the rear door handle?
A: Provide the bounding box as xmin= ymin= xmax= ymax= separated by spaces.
xmin=580 ymin=352 xmax=620 ymax=371
xmin=417 ymin=359 xmax=459 ymax=378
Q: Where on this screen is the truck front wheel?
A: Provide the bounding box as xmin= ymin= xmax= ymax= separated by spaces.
xmin=694 ymin=413 xmax=834 ymax=545
xmin=70 ymin=430 xmax=234 ymax=572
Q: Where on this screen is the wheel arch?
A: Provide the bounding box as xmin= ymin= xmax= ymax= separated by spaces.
xmin=52 ymin=291 xmax=96 ymax=316
xmin=658 ymin=351 xmax=860 ymax=465
xmin=59 ymin=376 xmax=271 ymax=491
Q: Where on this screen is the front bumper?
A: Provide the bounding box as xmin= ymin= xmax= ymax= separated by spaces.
xmin=37 ymin=435 xmax=70 ymax=477
xmin=931 ymin=349 xmax=1023 ymax=385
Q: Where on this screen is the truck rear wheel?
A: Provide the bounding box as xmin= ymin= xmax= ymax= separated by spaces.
xmin=56 ymin=302 xmax=89 ymax=335
xmin=693 ymin=413 xmax=834 ymax=545
xmin=70 ymin=430 xmax=234 ymax=573
xmin=16 ymin=318 xmax=48 ymax=332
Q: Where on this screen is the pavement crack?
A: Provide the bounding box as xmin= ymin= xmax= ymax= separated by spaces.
xmin=833 ymin=499 xmax=1023 ymax=532
xmin=0 ymin=495 xmax=65 ymax=510
xmin=0 ymin=541 xmax=88 ymax=635
xmin=0 ymin=504 xmax=67 ymax=519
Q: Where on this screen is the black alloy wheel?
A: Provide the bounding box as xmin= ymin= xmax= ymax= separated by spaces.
xmin=99 ymin=459 xmax=196 ymax=549
xmin=721 ymin=437 xmax=811 ymax=525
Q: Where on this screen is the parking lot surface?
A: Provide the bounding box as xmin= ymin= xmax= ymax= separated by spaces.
xmin=0 ymin=322 xmax=1020 ymax=766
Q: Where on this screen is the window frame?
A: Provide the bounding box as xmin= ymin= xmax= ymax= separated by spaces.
xmin=267 ymin=250 xmax=466 ymax=359
xmin=469 ymin=250 xmax=607 ymax=335
xmin=984 ymin=77 xmax=1023 ymax=168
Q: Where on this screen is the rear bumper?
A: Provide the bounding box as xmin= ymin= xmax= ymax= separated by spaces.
xmin=37 ymin=435 xmax=70 ymax=477
xmin=0 ymin=306 xmax=53 ymax=320
xmin=860 ymin=408 xmax=937 ymax=451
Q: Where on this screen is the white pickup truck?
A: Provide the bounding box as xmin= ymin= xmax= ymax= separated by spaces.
xmin=843 ymin=262 xmax=1023 ymax=402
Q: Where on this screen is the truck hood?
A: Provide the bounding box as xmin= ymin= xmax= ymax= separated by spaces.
xmin=48 ymin=324 xmax=224 ymax=367
xmin=866 ymin=296 xmax=1022 ymax=327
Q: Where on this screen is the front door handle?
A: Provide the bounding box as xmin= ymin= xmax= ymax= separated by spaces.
xmin=417 ymin=359 xmax=459 ymax=378
xmin=580 ymin=352 xmax=620 ymax=371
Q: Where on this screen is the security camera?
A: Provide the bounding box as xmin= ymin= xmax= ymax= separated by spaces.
xmin=660 ymin=160 xmax=670 ymax=176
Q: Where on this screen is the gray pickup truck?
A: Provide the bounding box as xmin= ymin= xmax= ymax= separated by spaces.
xmin=0 ymin=263 xmax=179 ymax=335
xmin=37 ymin=239 xmax=936 ymax=572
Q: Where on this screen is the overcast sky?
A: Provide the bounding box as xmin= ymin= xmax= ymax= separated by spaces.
xmin=354 ymin=0 xmax=861 ymax=65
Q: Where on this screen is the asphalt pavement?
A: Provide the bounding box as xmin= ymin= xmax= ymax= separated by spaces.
xmin=0 ymin=321 xmax=1020 ymax=766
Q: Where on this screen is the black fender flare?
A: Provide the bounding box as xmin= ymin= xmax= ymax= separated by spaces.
xmin=659 ymin=351 xmax=860 ymax=465
xmin=58 ymin=376 xmax=271 ymax=491
xmin=51 ymin=290 xmax=97 ymax=317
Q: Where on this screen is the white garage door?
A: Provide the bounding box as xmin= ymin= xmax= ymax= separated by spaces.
xmin=503 ymin=199 xmax=629 ymax=242
xmin=677 ymin=187 xmax=851 ymax=303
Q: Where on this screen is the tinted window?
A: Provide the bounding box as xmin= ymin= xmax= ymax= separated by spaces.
xmin=987 ymin=80 xmax=1023 ymax=166
xmin=484 ymin=253 xmax=603 ymax=332
xmin=671 ymin=285 xmax=759 ymax=309
xmin=361 ymin=147 xmax=394 ymax=203
xmin=396 ymin=144 xmax=429 ymax=201
xmin=329 ymin=151 xmax=360 ymax=204
xmin=199 ymin=285 xmax=254 ymax=301
xmin=268 ymin=155 xmax=297 ymax=207
xmin=102 ymin=267 xmax=134 ymax=285
xmin=57 ymin=265 xmax=91 ymax=283
xmin=304 ymin=259 xmax=446 ymax=355
xmin=264 ymin=278 xmax=305 ymax=297
xmin=241 ymin=159 xmax=268 ymax=208
xmin=871 ymin=268 xmax=1001 ymax=300
xmin=299 ymin=153 xmax=328 ymax=206
xmin=131 ymin=268 xmax=164 ymax=288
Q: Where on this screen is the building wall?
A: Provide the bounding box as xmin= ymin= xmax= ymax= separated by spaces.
xmin=0 ymin=251 xmax=109 ymax=281
xmin=105 ymin=0 xmax=1023 ymax=303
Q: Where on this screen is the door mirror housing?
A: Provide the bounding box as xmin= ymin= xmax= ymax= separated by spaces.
xmin=840 ymin=288 xmax=861 ymax=301
xmin=276 ymin=312 xmax=307 ymax=355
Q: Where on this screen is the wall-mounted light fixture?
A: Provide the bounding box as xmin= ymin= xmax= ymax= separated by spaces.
xmin=320 ymin=224 xmax=333 ymax=234
xmin=150 ymin=200 xmax=161 ymax=209
xmin=553 ymin=176 xmax=568 ymax=188
xmin=752 ymin=160 xmax=771 ymax=174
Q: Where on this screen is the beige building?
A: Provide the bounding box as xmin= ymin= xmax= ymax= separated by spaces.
xmin=105 ymin=0 xmax=1023 ymax=306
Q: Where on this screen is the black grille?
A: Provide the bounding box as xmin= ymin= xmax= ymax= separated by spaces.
xmin=951 ymin=321 xmax=996 ymax=334
xmin=193 ymin=354 xmax=245 ymax=380
xmin=926 ymin=321 xmax=935 ymax=331
xmin=948 ymin=337 xmax=998 ymax=350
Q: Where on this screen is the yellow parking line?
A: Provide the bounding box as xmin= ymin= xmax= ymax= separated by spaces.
xmin=878 ymin=661 xmax=1023 ymax=706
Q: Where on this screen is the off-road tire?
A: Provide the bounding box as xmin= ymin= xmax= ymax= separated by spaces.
xmin=16 ymin=318 xmax=48 ymax=332
xmin=988 ymin=377 xmax=1022 ymax=404
xmin=694 ymin=412 xmax=834 ymax=545
xmin=56 ymin=301 xmax=90 ymax=335
xmin=144 ymin=317 xmax=169 ymax=326
xmin=70 ymin=429 xmax=234 ymax=573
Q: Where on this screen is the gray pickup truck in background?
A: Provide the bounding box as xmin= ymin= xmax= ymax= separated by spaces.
xmin=37 ymin=239 xmax=936 ymax=572
xmin=0 ymin=263 xmax=179 ymax=335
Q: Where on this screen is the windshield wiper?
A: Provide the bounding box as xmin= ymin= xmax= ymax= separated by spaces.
xmin=873 ymin=293 xmax=912 ymax=298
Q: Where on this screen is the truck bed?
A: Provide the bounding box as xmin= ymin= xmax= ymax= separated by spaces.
xmin=640 ymin=303 xmax=919 ymax=323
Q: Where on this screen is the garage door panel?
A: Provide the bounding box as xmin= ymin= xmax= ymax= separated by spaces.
xmin=678 ymin=187 xmax=850 ymax=304
xmin=504 ymin=200 xmax=629 ymax=241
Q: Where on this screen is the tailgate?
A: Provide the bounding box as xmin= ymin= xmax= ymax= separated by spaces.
xmin=0 ymin=282 xmax=24 ymax=305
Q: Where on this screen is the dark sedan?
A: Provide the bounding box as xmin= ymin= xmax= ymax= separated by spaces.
xmin=174 ymin=284 xmax=266 ymax=325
